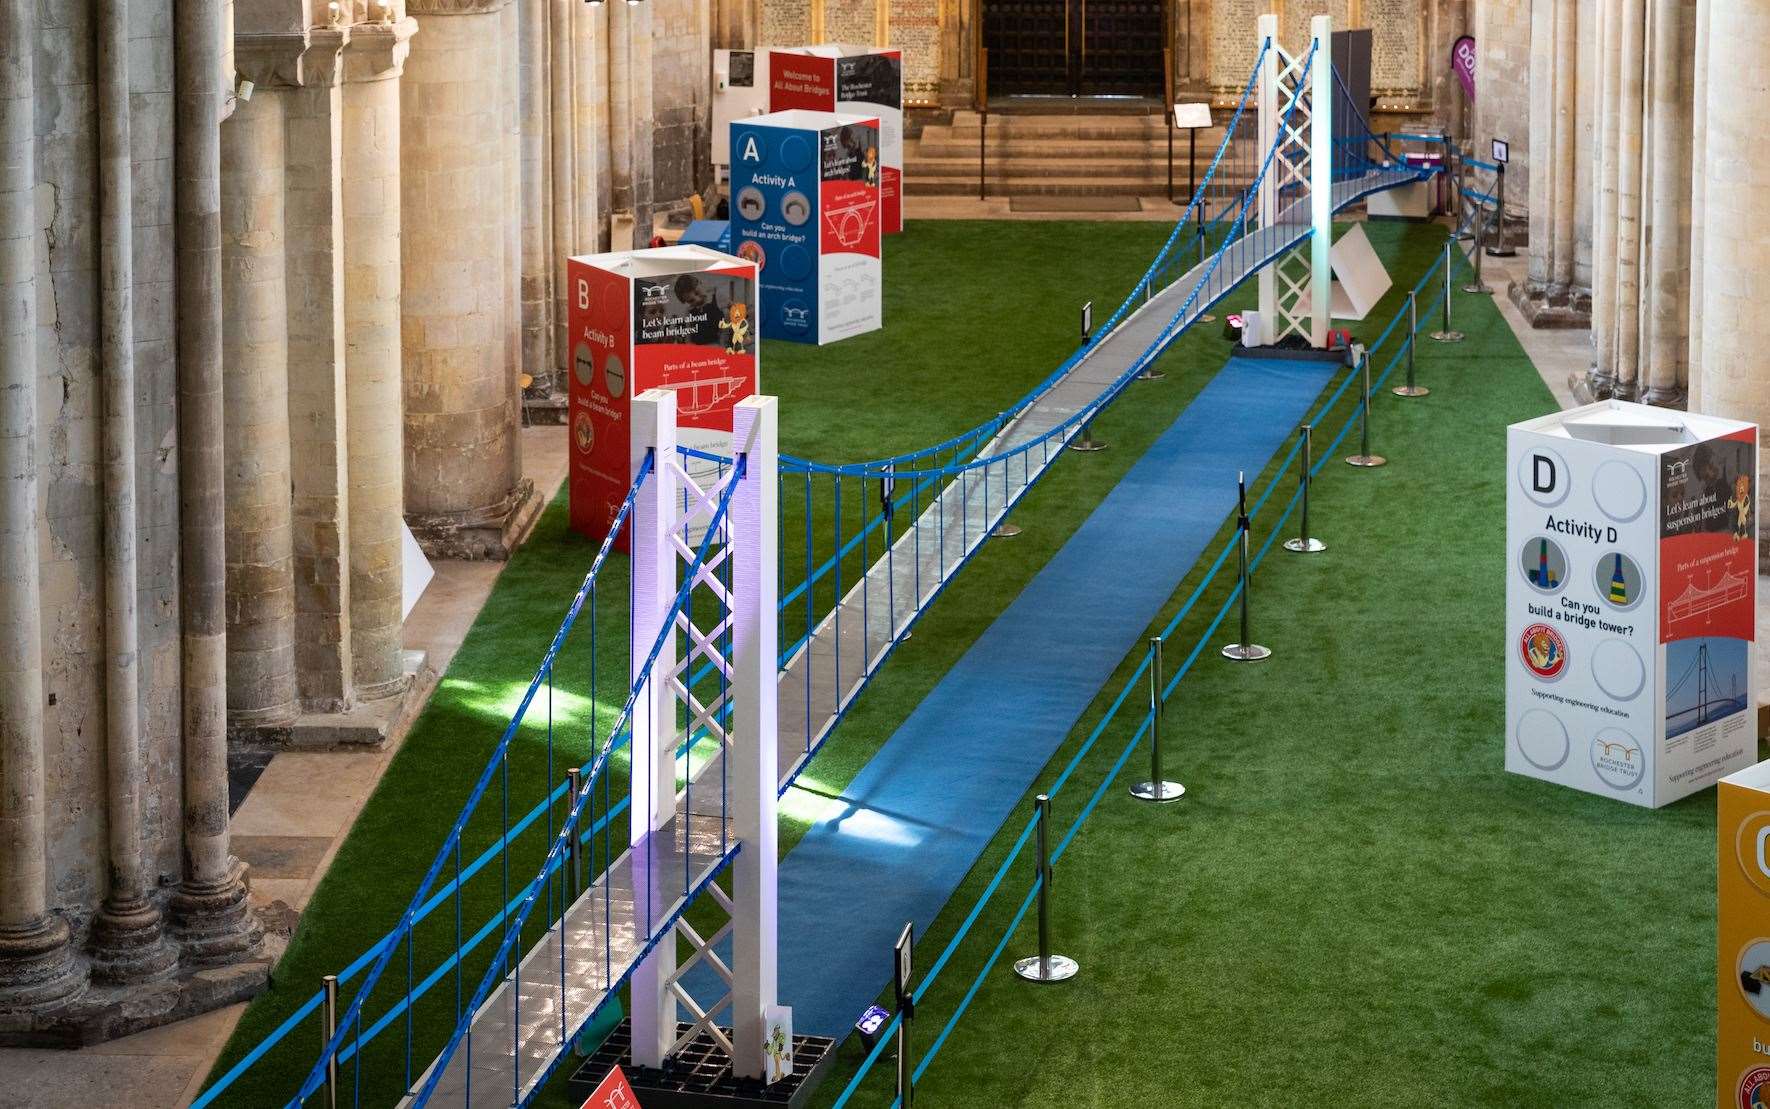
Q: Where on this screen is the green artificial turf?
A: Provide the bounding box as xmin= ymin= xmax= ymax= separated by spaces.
xmin=207 ymin=216 xmax=1721 ymax=1109
xmin=818 ymin=221 xmax=1742 ymax=1107
xmin=204 ymin=218 xmax=1248 ymax=1106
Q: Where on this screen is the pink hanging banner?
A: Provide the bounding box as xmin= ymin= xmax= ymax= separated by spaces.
xmin=1452 ymin=35 xmax=1477 ymax=101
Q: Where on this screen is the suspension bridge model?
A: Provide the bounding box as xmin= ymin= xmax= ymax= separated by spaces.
xmin=198 ymin=13 xmax=1440 ymax=1108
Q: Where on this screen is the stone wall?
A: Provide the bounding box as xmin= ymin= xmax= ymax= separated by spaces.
xmin=652 ymin=0 xmax=712 ymax=206
xmin=1472 ymin=0 xmax=1530 ymax=211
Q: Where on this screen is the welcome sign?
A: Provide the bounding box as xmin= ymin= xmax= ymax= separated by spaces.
xmin=1505 ymin=401 xmax=1757 ymax=808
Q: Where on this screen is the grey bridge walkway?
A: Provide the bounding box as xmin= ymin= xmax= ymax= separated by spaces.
xmin=407 ymin=163 xmax=1423 ymax=1106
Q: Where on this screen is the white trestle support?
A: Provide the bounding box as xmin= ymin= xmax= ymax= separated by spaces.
xmin=729 ymin=396 xmax=785 ymax=1079
xmin=1309 ymin=13 xmax=1333 ymax=348
xmin=629 ymin=388 xmax=681 ymax=1070
xmin=1256 ymin=10 xmax=1335 ymax=348
xmin=628 ymin=389 xmax=786 ymax=1082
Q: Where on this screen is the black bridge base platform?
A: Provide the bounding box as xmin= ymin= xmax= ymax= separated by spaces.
xmin=567 ymin=1019 xmax=839 ymax=1108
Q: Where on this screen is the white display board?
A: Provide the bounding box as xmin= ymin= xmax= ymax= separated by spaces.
xmin=1506 ymin=401 xmax=1759 ymax=808
xmin=1296 ymin=222 xmax=1391 ymax=321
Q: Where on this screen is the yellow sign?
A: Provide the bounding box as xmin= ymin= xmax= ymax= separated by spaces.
xmin=1718 ymin=762 xmax=1770 ymax=1107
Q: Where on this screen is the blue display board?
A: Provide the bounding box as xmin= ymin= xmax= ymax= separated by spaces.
xmin=729 ymin=109 xmax=882 ymax=345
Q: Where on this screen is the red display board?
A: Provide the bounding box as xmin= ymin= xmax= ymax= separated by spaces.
xmin=769 ymin=45 xmax=904 ymax=234
xmin=579 ymin=1065 xmax=640 ymax=1109
xmin=566 ymin=245 xmax=759 ymax=546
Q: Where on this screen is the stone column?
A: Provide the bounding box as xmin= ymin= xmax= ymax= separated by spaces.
xmin=343 ymin=17 xmax=415 ymax=698
xmin=401 ymin=0 xmax=533 ymax=560
xmin=89 ymin=0 xmax=176 ymax=985
xmin=1640 ymin=0 xmax=1692 ymax=406
xmin=572 ymin=0 xmax=609 ymax=255
xmin=1587 ymin=0 xmax=1620 ymax=397
xmin=1696 ymin=0 xmax=1770 ymax=571
xmin=519 ymin=0 xmax=556 ymax=408
xmin=713 ymin=0 xmax=760 ymax=49
xmin=220 ymin=87 xmax=299 ymax=729
xmin=608 ymin=0 xmax=654 ymax=241
xmin=1511 ymin=0 xmax=1589 ymax=328
xmin=171 ymin=0 xmax=262 ymax=964
xmin=1607 ymin=0 xmax=1646 ymax=400
xmin=0 ymin=0 xmax=83 ymax=1011
xmin=280 ymin=31 xmax=357 ymax=713
xmin=1686 ymin=0 xmax=1709 ymax=413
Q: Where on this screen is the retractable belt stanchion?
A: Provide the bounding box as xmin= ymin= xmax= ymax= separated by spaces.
xmin=1221 ymin=473 xmax=1272 ymax=662
xmin=1283 ymin=424 xmax=1326 ymax=553
xmin=1463 ymin=213 xmax=1493 ymax=295
xmin=1345 ymin=345 xmax=1386 ymax=468
xmin=1129 ymin=637 xmax=1186 ymax=801
xmin=1391 ymin=291 xmax=1429 ymax=398
xmin=894 ymin=924 xmax=915 ymax=1109
xmin=1013 ymin=794 xmax=1080 ymax=981
xmin=1430 ymin=240 xmax=1465 ymax=343
xmin=1486 ymin=162 xmax=1516 ymax=258
xmin=321 ymin=974 xmax=339 ymax=1109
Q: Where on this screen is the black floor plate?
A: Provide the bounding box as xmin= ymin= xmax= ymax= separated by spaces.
xmin=567 ymin=1020 xmax=838 ymax=1108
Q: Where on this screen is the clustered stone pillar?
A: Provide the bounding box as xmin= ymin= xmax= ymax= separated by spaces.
xmin=1640 ymin=0 xmax=1693 ymax=406
xmin=1513 ymin=0 xmax=1589 ymax=328
xmin=1694 ymin=0 xmax=1770 ymax=571
xmin=1582 ymin=0 xmax=1692 ymax=406
xmin=401 ymin=0 xmax=534 ymax=560
xmin=90 ymin=0 xmax=177 ymax=984
xmin=221 ymin=86 xmax=300 ymax=729
xmin=0 ymin=0 xmax=84 ymax=1011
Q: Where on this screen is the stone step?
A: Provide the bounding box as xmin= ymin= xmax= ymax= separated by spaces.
xmin=912 ymin=135 xmax=1182 ymax=158
xmin=906 ymin=176 xmax=1175 ymax=197
xmin=908 ymin=157 xmax=1242 ymax=182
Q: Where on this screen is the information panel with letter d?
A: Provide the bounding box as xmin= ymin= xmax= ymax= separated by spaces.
xmin=1505 ymin=401 xmax=1757 ymax=808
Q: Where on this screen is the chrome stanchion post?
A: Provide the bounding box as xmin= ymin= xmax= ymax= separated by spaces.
xmin=1129 ymin=637 xmax=1185 ymax=801
xmin=1455 ymin=142 xmax=1475 ymax=241
xmin=566 ymin=766 xmax=583 ymax=898
xmin=894 ymin=924 xmax=915 ymax=1109
xmin=1221 ymin=473 xmax=1272 ymax=661
xmin=321 ymin=974 xmax=339 ymax=1109
xmin=1013 ymin=794 xmax=1079 ymax=982
xmin=1284 ymin=425 xmax=1326 ymax=553
xmin=1486 ymin=162 xmax=1516 ymax=258
xmin=1463 ymin=213 xmax=1493 ymax=294
xmin=1430 ymin=240 xmax=1465 ymax=343
xmin=1392 ymin=291 xmax=1429 ymax=397
xmin=1346 ymin=345 xmax=1386 ymax=468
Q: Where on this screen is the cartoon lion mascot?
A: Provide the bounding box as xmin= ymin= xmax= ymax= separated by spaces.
xmin=1727 ymin=472 xmax=1753 ymax=540
xmin=719 ymin=301 xmax=752 ymax=354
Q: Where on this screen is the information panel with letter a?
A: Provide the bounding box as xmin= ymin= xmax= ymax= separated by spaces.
xmin=1505 ymin=400 xmax=1757 ymax=808
xmin=730 ymin=109 xmax=882 ymax=345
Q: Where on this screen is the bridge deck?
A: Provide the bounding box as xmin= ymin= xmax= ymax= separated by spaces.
xmin=408 ymin=165 xmax=1421 ymax=1107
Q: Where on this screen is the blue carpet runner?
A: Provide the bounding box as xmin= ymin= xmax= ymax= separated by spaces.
xmin=705 ymin=355 xmax=1337 ymax=1036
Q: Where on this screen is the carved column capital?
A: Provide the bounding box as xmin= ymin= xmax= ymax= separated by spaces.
xmin=343 ymin=17 xmax=418 ymax=82
xmin=406 ymin=0 xmax=510 ymax=14
xmin=235 ymin=29 xmax=350 ymax=89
